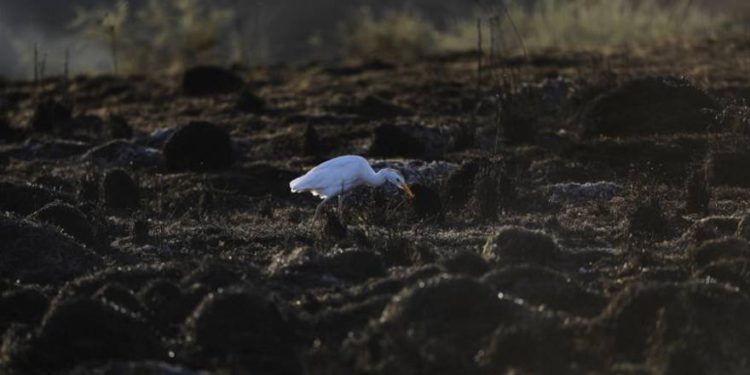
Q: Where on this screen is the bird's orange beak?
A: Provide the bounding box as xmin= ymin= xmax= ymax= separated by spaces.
xmin=403 ymin=184 xmax=414 ymax=199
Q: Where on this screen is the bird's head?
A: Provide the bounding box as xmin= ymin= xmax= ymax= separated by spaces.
xmin=379 ymin=168 xmax=414 ymax=199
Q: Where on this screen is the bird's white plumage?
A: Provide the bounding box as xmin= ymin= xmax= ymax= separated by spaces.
xmin=290 ymin=155 xmax=413 ymax=221
xmin=289 ymin=155 xmax=371 ymax=199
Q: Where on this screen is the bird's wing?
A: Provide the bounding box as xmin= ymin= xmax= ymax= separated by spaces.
xmin=307 ymin=155 xmax=367 ymax=174
xmin=289 ymin=155 xmax=368 ymax=193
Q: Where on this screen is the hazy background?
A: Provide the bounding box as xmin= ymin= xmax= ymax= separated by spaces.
xmin=0 ymin=0 xmax=746 ymax=79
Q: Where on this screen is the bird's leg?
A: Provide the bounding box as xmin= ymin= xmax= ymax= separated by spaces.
xmin=313 ymin=196 xmax=332 ymax=224
xmin=338 ymin=194 xmax=344 ymax=224
xmin=339 ymin=179 xmax=348 ymax=224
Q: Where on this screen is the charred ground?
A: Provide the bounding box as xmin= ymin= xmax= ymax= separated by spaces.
xmin=1 ymin=35 xmax=750 ymax=374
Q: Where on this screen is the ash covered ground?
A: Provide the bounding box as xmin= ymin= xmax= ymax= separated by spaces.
xmin=1 ymin=35 xmax=750 ymax=374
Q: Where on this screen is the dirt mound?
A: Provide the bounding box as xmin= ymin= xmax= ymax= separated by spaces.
xmin=628 ymin=198 xmax=671 ymax=237
xmin=409 ymin=183 xmax=444 ymax=222
xmin=102 ymin=169 xmax=140 ymax=210
xmin=345 ymin=275 xmax=529 ymax=374
xmin=236 ymin=88 xmax=267 ymax=113
xmin=182 ymin=66 xmax=244 ymax=96
xmin=30 ymin=98 xmax=72 ymax=133
xmin=477 ymin=316 xmax=578 ymax=374
xmin=483 ymin=226 xmax=561 ymax=266
xmin=106 ymin=115 xmax=133 ymax=140
xmin=444 ymin=158 xmax=484 ymax=211
xmin=93 ymin=283 xmax=150 ymax=320
xmin=27 ymin=201 xmax=96 ymax=248
xmin=580 ymin=76 xmax=718 ymax=137
xmin=138 ymin=279 xmax=198 ymax=335
xmin=0 ymin=181 xmax=71 ymax=215
xmin=597 ymin=282 xmax=750 ymax=374
xmin=689 ymin=237 xmax=750 ymax=267
xmin=695 ymin=258 xmax=750 ymax=292
xmin=162 ymin=122 xmax=234 ymax=172
xmin=183 ymin=287 xmax=300 ymax=373
xmin=274 ymin=247 xmax=386 ymax=284
xmin=685 ymin=168 xmax=710 ymax=214
xmin=0 ymin=214 xmax=101 ymax=284
xmin=707 ymin=152 xmax=750 ymax=187
xmin=440 ymin=250 xmax=490 ymax=276
xmin=482 ymin=264 xmax=607 ymax=317
xmin=69 ymin=361 xmax=204 ymax=375
xmin=6 ymin=297 xmax=164 ymax=371
xmin=0 ymin=287 xmax=49 ymax=332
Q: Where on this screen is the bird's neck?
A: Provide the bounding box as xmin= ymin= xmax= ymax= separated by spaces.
xmin=365 ymin=169 xmax=386 ymax=187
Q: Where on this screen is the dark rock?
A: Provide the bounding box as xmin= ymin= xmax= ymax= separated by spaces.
xmin=182 ymin=66 xmax=244 ymax=96
xmin=162 ymin=122 xmax=234 ymax=171
xmin=483 ymin=226 xmax=561 ymax=266
xmin=0 ymin=287 xmax=49 ymax=329
xmin=102 ymin=169 xmax=140 ymax=210
xmin=706 ymin=152 xmax=750 ymax=187
xmin=10 ymin=297 xmax=164 ymax=370
xmin=107 ymin=114 xmax=133 ymax=140
xmin=30 ymin=98 xmax=72 ymax=133
xmin=410 ymin=183 xmax=444 ymax=222
xmin=685 ymin=168 xmax=710 ymax=214
xmin=369 ymin=123 xmax=446 ymax=159
xmin=580 ymin=76 xmax=718 ymax=137
xmin=597 ymin=282 xmax=750 ymax=374
xmin=183 ymin=288 xmax=299 ymax=373
xmin=689 ymin=237 xmax=750 ymax=267
xmin=0 ymin=181 xmax=70 ymax=215
xmin=481 ymin=264 xmax=607 ymax=317
xmin=440 ymin=251 xmax=490 ymax=276
xmin=628 ymin=198 xmax=670 ymax=236
xmin=0 ymin=214 xmax=101 ymax=284
xmin=27 ymin=201 xmax=96 ymax=247
xmin=301 ymin=123 xmax=322 ymax=156
xmin=235 ymin=88 xmax=266 ymax=113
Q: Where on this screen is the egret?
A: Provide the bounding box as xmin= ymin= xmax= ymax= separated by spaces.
xmin=289 ymin=155 xmax=414 ymax=221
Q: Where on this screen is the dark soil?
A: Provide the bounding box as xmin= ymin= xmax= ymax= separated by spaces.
xmin=1 ymin=35 xmax=750 ymax=374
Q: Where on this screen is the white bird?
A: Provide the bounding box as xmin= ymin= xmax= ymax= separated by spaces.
xmin=289 ymin=155 xmax=414 ymax=221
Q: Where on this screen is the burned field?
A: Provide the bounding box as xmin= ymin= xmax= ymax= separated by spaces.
xmin=1 ymin=36 xmax=750 ymax=374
